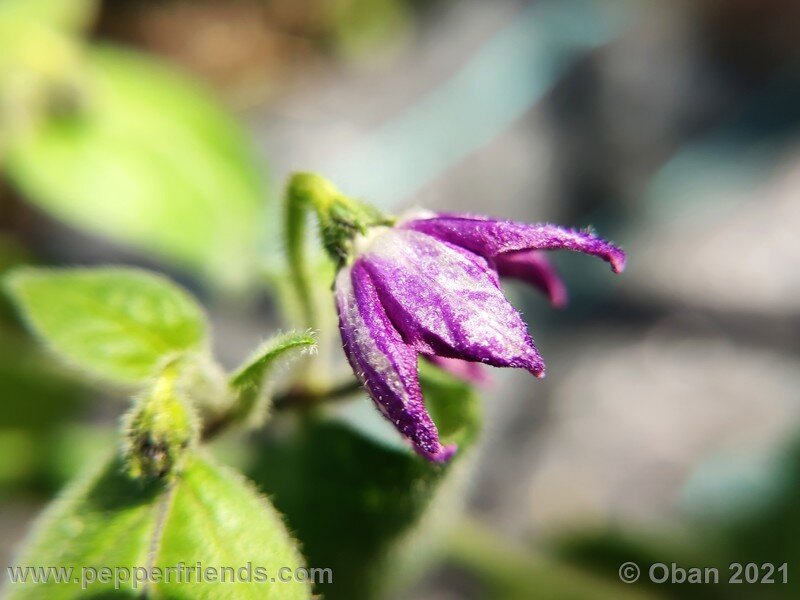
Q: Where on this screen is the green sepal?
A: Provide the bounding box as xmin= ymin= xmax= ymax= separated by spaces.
xmin=283 ymin=172 xmax=392 ymax=329
xmin=286 ymin=172 xmax=392 ymax=266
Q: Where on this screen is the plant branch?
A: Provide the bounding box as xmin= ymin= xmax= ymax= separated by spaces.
xmin=271 ymin=378 xmax=363 ymax=411
xmin=200 ymin=377 xmax=362 ymax=442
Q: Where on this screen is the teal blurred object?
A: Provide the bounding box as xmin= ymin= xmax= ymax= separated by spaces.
xmin=644 ymin=75 xmax=800 ymax=223
xmin=327 ymin=0 xmax=634 ymax=209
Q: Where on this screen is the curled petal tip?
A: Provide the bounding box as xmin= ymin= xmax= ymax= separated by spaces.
xmin=525 ymin=356 xmax=546 ymax=379
xmin=527 ymin=352 xmax=546 ymax=378
xmin=610 ymin=249 xmax=627 ymax=274
xmin=424 ymin=443 xmax=458 ymax=463
xmin=494 ymin=250 xmax=569 ymax=309
xmin=405 ymin=216 xmax=627 ymax=278
xmin=548 ymin=281 xmax=569 ymax=309
xmin=551 ymin=293 xmax=569 ymax=310
xmin=579 ymin=231 xmax=626 ymax=274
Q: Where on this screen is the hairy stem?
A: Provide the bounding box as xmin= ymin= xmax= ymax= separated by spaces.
xmin=200 ymin=377 xmax=362 ymax=442
xmin=271 ymin=378 xmax=363 ymax=411
xmin=284 ymin=173 xmax=335 ymax=330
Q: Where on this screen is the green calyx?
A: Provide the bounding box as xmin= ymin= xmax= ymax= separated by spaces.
xmin=284 ymin=171 xmax=393 ymax=330
xmin=287 ymin=172 xmax=394 ymax=267
xmin=122 ymin=361 xmax=198 ymax=481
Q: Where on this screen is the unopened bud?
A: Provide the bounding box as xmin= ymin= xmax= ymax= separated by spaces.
xmin=122 ymin=364 xmax=197 ymax=480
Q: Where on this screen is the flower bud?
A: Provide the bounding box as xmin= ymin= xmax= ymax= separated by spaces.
xmin=122 ymin=364 xmax=198 ymax=480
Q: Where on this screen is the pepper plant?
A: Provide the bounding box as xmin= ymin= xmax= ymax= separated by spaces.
xmin=0 ymin=2 xmax=625 ymax=598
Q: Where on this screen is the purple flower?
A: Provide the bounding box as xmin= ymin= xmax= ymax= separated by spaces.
xmin=335 ymin=212 xmax=625 ymax=462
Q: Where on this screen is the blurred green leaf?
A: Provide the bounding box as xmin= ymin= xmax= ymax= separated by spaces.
xmin=0 ymin=17 xmax=84 ymax=157
xmin=554 ymin=528 xmax=724 ymax=600
xmin=547 ymin=440 xmax=800 ymax=600
xmin=417 ymin=359 xmax=482 ymax=448
xmin=447 ymin=520 xmax=655 ymax=600
xmin=4 ymin=45 xmax=267 ymax=287
xmin=4 ymin=267 xmax=208 ymax=383
xmin=327 ymin=0 xmax=410 ymax=59
xmin=712 ymin=435 xmax=800 ymax=598
xmin=8 ymin=452 xmax=310 ymax=599
xmin=0 ymin=430 xmax=38 ymax=484
xmin=0 ymin=235 xmax=31 ymax=281
xmin=45 ymin=424 xmax=116 ymax=491
xmin=247 ymin=361 xmax=482 ymax=599
xmin=0 ymin=331 xmax=88 ymax=431
xmin=0 ymin=0 xmax=98 ymax=32
xmin=0 ymin=241 xmax=94 ymax=495
xmin=0 ymin=338 xmax=90 ymax=493
xmin=229 ymin=330 xmax=317 ymax=423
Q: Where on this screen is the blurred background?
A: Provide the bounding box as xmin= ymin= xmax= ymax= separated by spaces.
xmin=2 ymin=0 xmax=800 ymax=598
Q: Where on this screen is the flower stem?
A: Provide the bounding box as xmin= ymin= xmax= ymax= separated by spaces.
xmin=284 ymin=172 xmax=329 ymax=330
xmin=200 ymin=377 xmax=362 ymax=441
xmin=271 ymin=378 xmax=363 ymax=411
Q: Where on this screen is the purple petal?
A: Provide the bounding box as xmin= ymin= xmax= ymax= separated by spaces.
xmin=403 ymin=215 xmax=626 ymax=274
xmin=494 ymin=250 xmax=569 ymax=308
xmin=359 ymin=229 xmax=545 ymax=377
xmin=336 ymin=262 xmax=456 ymax=462
xmin=425 ymin=355 xmax=490 ymax=386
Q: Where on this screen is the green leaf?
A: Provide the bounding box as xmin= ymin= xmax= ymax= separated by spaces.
xmin=4 ymin=267 xmax=208 ymax=383
xmin=7 ymin=452 xmax=311 ymax=599
xmin=247 ymin=360 xmax=482 ymax=599
xmin=4 ymin=45 xmax=267 ymax=287
xmin=0 ymin=16 xmax=84 ymax=158
xmin=229 ymin=330 xmax=317 ymax=423
xmin=415 ymin=359 xmax=482 ymax=449
xmin=0 ymin=0 xmax=99 ymax=32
